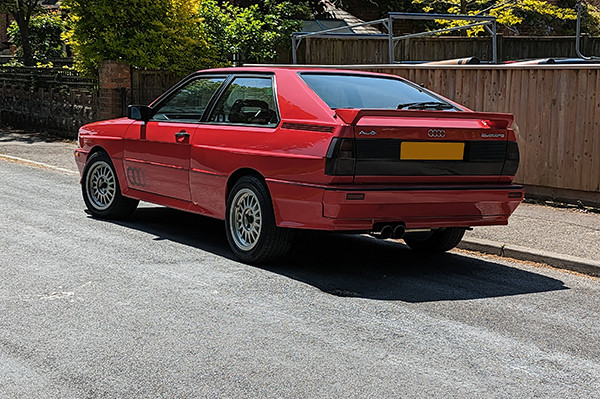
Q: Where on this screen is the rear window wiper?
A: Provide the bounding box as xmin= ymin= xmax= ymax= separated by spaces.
xmin=397 ymin=102 xmax=454 ymax=110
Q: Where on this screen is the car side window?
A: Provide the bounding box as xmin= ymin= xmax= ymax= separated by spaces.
xmin=208 ymin=76 xmax=278 ymax=127
xmin=152 ymin=77 xmax=226 ymax=123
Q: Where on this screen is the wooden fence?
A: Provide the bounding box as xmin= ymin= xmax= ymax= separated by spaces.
xmin=131 ymin=69 xmax=184 ymax=105
xmin=1 ymin=62 xmax=598 ymax=204
xmin=127 ymin=64 xmax=600 ymax=204
xmin=301 ymin=36 xmax=600 ymax=64
xmin=343 ymin=64 xmax=600 ymax=205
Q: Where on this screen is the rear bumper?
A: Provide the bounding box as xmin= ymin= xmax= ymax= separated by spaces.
xmin=267 ymin=179 xmax=523 ymax=231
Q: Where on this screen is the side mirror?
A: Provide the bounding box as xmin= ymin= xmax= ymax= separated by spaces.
xmin=127 ymin=105 xmax=152 ymax=122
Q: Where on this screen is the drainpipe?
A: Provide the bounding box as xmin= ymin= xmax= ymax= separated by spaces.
xmin=575 ymin=1 xmax=597 ymax=60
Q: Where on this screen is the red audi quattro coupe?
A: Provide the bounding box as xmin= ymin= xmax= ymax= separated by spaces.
xmin=74 ymin=67 xmax=523 ymax=263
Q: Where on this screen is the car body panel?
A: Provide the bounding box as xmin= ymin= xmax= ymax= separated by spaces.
xmin=123 ymin=120 xmax=195 ymax=201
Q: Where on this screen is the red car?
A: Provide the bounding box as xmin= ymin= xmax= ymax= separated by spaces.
xmin=74 ymin=67 xmax=523 ymax=263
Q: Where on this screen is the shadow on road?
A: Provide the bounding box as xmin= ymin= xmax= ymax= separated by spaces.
xmin=110 ymin=206 xmax=568 ymax=303
xmin=0 ymin=127 xmax=74 ymax=144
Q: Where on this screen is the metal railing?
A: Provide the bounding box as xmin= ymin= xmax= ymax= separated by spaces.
xmin=292 ymin=12 xmax=498 ymax=64
xmin=575 ymin=2 xmax=599 ymax=60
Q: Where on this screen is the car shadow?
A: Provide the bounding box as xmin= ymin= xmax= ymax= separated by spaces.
xmin=106 ymin=206 xmax=568 ymax=303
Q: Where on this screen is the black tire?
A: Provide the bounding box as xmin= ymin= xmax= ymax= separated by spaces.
xmin=81 ymin=151 xmax=138 ymax=220
xmin=403 ymin=227 xmax=466 ymax=253
xmin=225 ymin=176 xmax=292 ymax=263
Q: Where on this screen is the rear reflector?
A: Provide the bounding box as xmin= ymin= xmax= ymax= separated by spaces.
xmin=346 ymin=193 xmax=365 ymax=200
xmin=508 ymin=192 xmax=523 ymax=198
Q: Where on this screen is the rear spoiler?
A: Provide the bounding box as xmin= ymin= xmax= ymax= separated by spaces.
xmin=334 ymin=109 xmax=514 ymax=129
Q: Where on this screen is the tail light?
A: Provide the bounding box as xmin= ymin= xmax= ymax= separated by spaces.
xmin=325 ymin=138 xmax=356 ymax=176
xmin=502 ymin=141 xmax=520 ymax=176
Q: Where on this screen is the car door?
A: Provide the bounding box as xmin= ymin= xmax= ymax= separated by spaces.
xmin=123 ymin=76 xmax=226 ymax=201
xmin=189 ymin=74 xmax=280 ymax=217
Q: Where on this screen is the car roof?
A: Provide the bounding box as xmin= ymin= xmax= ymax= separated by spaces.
xmin=195 ymin=66 xmax=398 ymax=78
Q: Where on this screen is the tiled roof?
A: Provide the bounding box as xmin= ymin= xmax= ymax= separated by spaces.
xmin=320 ymin=0 xmax=381 ymax=34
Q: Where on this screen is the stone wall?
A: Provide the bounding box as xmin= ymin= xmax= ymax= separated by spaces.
xmin=0 ymin=61 xmax=131 ymax=138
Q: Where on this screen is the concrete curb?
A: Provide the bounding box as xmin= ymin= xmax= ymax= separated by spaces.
xmin=458 ymin=237 xmax=600 ymax=277
xmin=0 ymin=154 xmax=78 ymax=175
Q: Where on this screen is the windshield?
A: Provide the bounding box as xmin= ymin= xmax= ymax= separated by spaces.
xmin=300 ymin=73 xmax=457 ymax=110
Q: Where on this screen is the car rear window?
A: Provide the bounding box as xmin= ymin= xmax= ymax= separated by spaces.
xmin=300 ymin=73 xmax=454 ymax=110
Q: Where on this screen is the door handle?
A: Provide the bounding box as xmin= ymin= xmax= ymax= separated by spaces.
xmin=175 ymin=130 xmax=190 ymax=139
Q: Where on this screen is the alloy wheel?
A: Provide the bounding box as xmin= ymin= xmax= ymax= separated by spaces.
xmin=229 ymin=188 xmax=263 ymax=251
xmin=86 ymin=160 xmax=116 ymax=210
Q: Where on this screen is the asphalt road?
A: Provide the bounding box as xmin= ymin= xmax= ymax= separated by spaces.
xmin=1 ymin=159 xmax=600 ymax=398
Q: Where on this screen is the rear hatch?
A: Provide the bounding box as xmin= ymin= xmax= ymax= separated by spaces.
xmin=329 ymin=109 xmax=519 ymax=184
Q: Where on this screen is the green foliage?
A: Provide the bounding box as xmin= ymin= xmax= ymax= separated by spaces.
xmin=62 ymin=0 xmax=312 ymax=74
xmin=333 ymin=0 xmax=422 ymax=19
xmin=62 ymin=0 xmax=222 ymax=75
xmin=411 ymin=0 xmax=599 ymax=36
xmin=7 ymin=12 xmax=65 ymax=63
xmin=0 ymin=0 xmax=44 ymax=66
xmin=199 ymin=0 xmax=311 ymax=64
xmin=0 ymin=0 xmax=39 ymax=14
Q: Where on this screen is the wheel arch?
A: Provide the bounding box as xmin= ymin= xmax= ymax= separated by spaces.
xmin=85 ymin=145 xmax=130 ymax=194
xmin=225 ymin=168 xmax=281 ymax=225
xmin=226 ymin=168 xmax=266 ymax=198
xmin=87 ymin=145 xmax=110 ymax=161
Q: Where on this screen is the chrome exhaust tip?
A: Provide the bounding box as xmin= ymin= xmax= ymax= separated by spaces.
xmin=380 ymin=225 xmax=393 ymax=239
xmin=393 ymin=225 xmax=406 ymax=239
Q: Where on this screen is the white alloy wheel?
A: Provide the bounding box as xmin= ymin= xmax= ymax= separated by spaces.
xmin=86 ymin=160 xmax=117 ymax=210
xmin=229 ymin=188 xmax=263 ymax=251
xmin=81 ymin=152 xmax=138 ymax=220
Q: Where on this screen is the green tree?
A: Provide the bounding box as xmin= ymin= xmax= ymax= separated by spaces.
xmin=0 ymin=0 xmax=41 ymax=66
xmin=63 ymin=0 xmax=316 ymax=74
xmin=7 ymin=11 xmax=65 ymax=64
xmin=62 ymin=0 xmax=223 ymax=75
xmin=223 ymin=0 xmax=326 ymax=16
xmin=410 ymin=0 xmax=597 ymax=36
xmin=199 ymin=0 xmax=312 ymax=63
xmin=332 ymin=0 xmax=422 ymax=19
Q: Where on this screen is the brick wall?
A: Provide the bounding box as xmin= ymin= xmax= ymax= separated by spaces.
xmin=0 ymin=13 xmax=11 ymax=51
xmin=98 ymin=61 xmax=131 ymax=120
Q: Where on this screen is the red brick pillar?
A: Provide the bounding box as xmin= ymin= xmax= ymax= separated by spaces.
xmin=0 ymin=14 xmax=11 ymax=52
xmin=98 ymin=61 xmax=131 ymax=120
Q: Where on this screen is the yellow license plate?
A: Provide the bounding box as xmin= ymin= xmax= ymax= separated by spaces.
xmin=400 ymin=142 xmax=465 ymax=161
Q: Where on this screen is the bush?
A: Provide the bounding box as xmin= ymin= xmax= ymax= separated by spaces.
xmin=7 ymin=12 xmax=65 ymax=63
xmin=62 ymin=0 xmax=223 ymax=75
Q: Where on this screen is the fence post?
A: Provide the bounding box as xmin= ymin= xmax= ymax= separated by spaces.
xmin=98 ymin=60 xmax=131 ymax=120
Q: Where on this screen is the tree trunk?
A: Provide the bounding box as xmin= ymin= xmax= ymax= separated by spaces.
xmin=17 ymin=17 xmax=33 ymax=66
xmin=9 ymin=1 xmax=36 ymax=67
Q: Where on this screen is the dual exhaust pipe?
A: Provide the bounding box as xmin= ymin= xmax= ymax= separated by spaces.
xmin=371 ymin=224 xmax=406 ymax=240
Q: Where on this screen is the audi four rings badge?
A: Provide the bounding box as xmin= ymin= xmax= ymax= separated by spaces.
xmin=127 ymin=167 xmax=146 ymax=187
xmin=428 ymin=129 xmax=446 ymax=138
xmin=358 ymin=130 xmax=377 ymax=135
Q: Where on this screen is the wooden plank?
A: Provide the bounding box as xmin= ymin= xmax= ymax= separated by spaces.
xmin=571 ymin=70 xmax=586 ymax=190
xmin=547 ymin=69 xmax=560 ymax=188
xmin=581 ymin=70 xmax=600 ymax=191
xmin=591 ymin=70 xmax=600 ymax=192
